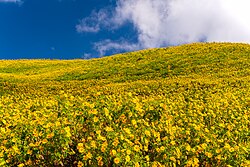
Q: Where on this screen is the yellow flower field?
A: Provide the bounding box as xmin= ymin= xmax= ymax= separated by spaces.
xmin=0 ymin=43 xmax=250 ymax=166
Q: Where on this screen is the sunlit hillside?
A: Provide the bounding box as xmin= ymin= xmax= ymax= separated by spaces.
xmin=0 ymin=43 xmax=250 ymax=166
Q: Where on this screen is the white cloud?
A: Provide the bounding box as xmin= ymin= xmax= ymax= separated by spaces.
xmin=76 ymin=9 xmax=111 ymax=33
xmin=78 ymin=0 xmax=250 ymax=55
xmin=0 ymin=0 xmax=22 ymax=3
xmin=94 ymin=39 xmax=139 ymax=56
xmin=50 ymin=47 xmax=56 ymax=51
xmin=81 ymin=53 xmax=92 ymax=59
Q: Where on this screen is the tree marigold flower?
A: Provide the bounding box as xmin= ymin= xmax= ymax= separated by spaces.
xmin=229 ymin=147 xmax=234 ymax=152
xmin=205 ymin=152 xmax=213 ymax=158
xmin=224 ymin=143 xmax=231 ymax=149
xmin=78 ymin=147 xmax=85 ymax=153
xmin=98 ymin=160 xmax=104 ymax=166
xmin=170 ymin=141 xmax=176 ymax=145
xmin=186 ymin=144 xmax=191 ymax=151
xmin=145 ymin=130 xmax=151 ymax=136
xmin=105 ymin=126 xmax=114 ymax=132
xmin=93 ymin=116 xmax=99 ymax=122
xmin=134 ymin=145 xmax=140 ymax=152
xmin=145 ymin=155 xmax=150 ymax=161
xmin=111 ymin=149 xmax=117 ymax=156
xmin=126 ymin=155 xmax=130 ymax=162
xmin=77 ymin=143 xmax=84 ymax=149
xmin=114 ymin=157 xmax=120 ymax=164
xmin=77 ymin=161 xmax=83 ymax=167
xmin=47 ymin=132 xmax=54 ymax=139
xmin=131 ymin=119 xmax=137 ymax=125
xmin=126 ymin=149 xmax=131 ymax=155
xmin=18 ymin=163 xmax=24 ymax=167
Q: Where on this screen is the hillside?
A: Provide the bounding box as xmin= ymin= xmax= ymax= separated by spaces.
xmin=1 ymin=43 xmax=250 ymax=83
xmin=0 ymin=43 xmax=250 ymax=166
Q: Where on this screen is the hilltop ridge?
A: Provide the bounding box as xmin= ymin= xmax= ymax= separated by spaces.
xmin=0 ymin=42 xmax=250 ymax=83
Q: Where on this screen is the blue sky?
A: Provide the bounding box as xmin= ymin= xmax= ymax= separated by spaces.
xmin=0 ymin=0 xmax=123 ymax=59
xmin=1 ymin=0 xmax=250 ymax=59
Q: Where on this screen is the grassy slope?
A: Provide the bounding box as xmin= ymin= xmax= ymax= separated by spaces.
xmin=1 ymin=42 xmax=250 ymax=166
xmin=0 ymin=42 xmax=250 ymax=83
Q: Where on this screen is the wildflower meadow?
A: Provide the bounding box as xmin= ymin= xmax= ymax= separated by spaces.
xmin=0 ymin=43 xmax=249 ymax=166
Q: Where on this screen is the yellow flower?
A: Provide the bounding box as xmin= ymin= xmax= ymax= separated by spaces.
xmin=126 ymin=155 xmax=130 ymax=162
xmin=135 ymin=162 xmax=140 ymax=167
xmin=124 ymin=128 xmax=131 ymax=134
xmin=96 ymin=156 xmax=102 ymax=161
xmin=111 ymin=149 xmax=117 ymax=156
xmin=175 ymin=148 xmax=182 ymax=158
xmin=78 ymin=161 xmax=83 ymax=167
xmin=145 ymin=155 xmax=150 ymax=161
xmin=78 ymin=147 xmax=85 ymax=153
xmin=91 ymin=109 xmax=98 ymax=115
xmin=78 ymin=143 xmax=84 ymax=148
xmin=201 ymin=143 xmax=207 ymax=149
xmin=104 ymin=108 xmax=109 ymax=116
xmin=128 ymin=112 xmax=133 ymax=117
xmin=41 ymin=139 xmax=48 ymax=144
xmin=47 ymin=132 xmax=54 ymax=139
xmin=170 ymin=141 xmax=176 ymax=145
xmin=234 ymin=146 xmax=239 ymax=151
xmin=145 ymin=130 xmax=151 ymax=136
xmin=156 ymin=148 xmax=160 ymax=153
xmin=55 ymin=121 xmax=61 ymax=127
xmin=144 ymin=145 xmax=148 ymax=151
xmin=193 ymin=158 xmax=199 ymax=164
xmin=90 ymin=141 xmax=97 ymax=148
xmin=229 ymin=147 xmax=234 ymax=152
xmin=33 ymin=131 xmax=39 ymax=137
xmin=216 ymin=155 xmax=222 ymax=160
xmin=218 ymin=139 xmax=224 ymax=143
xmin=96 ymin=130 xmax=101 ymax=135
xmin=114 ymin=157 xmax=120 ymax=164
xmin=25 ymin=159 xmax=32 ymax=166
xmin=131 ymin=119 xmax=137 ymax=125
xmin=93 ymin=116 xmax=99 ymax=122
xmin=84 ymin=152 xmax=92 ymax=160
xmin=126 ymin=149 xmax=131 ymax=155
xmin=64 ymin=126 xmax=71 ymax=138
xmin=101 ymin=146 xmax=106 ymax=152
xmin=13 ymin=145 xmax=20 ymax=154
xmin=160 ymin=146 xmax=165 ymax=152
xmin=216 ymin=149 xmax=221 ymax=154
xmin=186 ymin=144 xmax=191 ymax=151
xmin=98 ymin=160 xmax=104 ymax=166
xmin=145 ymin=138 xmax=149 ymax=145
xmin=105 ymin=126 xmax=114 ymax=132
xmin=18 ymin=163 xmax=24 ymax=167
xmin=120 ymin=134 xmax=124 ymax=140
xmin=98 ymin=135 xmax=106 ymax=141
xmin=205 ymin=152 xmax=213 ymax=158
xmin=224 ymin=143 xmax=231 ymax=149
xmin=134 ymin=145 xmax=140 ymax=152
xmin=27 ymin=149 xmax=32 ymax=155
xmin=152 ymin=161 xmax=158 ymax=167
xmin=191 ymin=148 xmax=196 ymax=153
xmin=112 ymin=137 xmax=119 ymax=146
